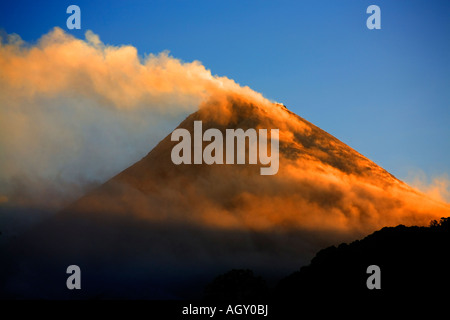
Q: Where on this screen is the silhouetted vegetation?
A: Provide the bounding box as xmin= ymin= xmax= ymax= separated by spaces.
xmin=429 ymin=216 xmax=450 ymax=230
xmin=205 ymin=217 xmax=450 ymax=304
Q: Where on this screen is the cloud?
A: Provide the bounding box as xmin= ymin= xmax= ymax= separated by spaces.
xmin=0 ymin=27 xmax=270 ymax=211
xmin=61 ymin=98 xmax=450 ymax=241
xmin=406 ymin=170 xmax=450 ymax=204
xmin=0 ymin=27 xmax=269 ymax=111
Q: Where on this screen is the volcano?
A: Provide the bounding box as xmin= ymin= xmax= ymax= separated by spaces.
xmin=2 ymin=96 xmax=449 ymax=299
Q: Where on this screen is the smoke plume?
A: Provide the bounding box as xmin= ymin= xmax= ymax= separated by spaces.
xmin=0 ymin=27 xmax=268 ymax=212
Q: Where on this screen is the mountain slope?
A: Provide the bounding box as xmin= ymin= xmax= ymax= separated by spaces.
xmin=66 ymin=97 xmax=448 ymax=233
xmin=276 ymin=217 xmax=450 ymax=303
xmin=2 ymin=96 xmax=449 ymax=299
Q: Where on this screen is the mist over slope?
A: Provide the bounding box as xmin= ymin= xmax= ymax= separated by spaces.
xmin=66 ymin=95 xmax=450 ymax=234
xmin=2 ymin=94 xmax=449 ymax=299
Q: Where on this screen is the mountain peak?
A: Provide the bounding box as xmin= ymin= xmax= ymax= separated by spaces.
xmin=67 ymin=97 xmax=449 ymax=234
xmin=6 ymin=97 xmax=449 ymax=299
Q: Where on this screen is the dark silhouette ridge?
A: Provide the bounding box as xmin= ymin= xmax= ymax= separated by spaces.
xmin=204 ymin=217 xmax=450 ymax=306
xmin=277 ymin=216 xmax=450 ymax=303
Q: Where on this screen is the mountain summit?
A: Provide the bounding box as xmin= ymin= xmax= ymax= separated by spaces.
xmin=2 ymin=96 xmax=449 ymax=298
xmin=67 ymin=96 xmax=448 ymax=232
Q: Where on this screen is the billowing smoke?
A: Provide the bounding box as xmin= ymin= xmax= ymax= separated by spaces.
xmin=64 ymin=99 xmax=450 ymax=238
xmin=406 ymin=170 xmax=450 ymax=204
xmin=0 ymin=27 xmax=268 ymax=213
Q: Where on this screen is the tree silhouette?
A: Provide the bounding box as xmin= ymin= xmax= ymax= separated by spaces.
xmin=275 ymin=217 xmax=450 ymax=303
xmin=430 ymin=217 xmax=450 ymax=230
xmin=203 ymin=217 xmax=450 ymax=306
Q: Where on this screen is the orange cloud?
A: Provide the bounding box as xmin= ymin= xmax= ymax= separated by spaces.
xmin=0 ymin=28 xmax=270 ymax=210
xmin=62 ymin=98 xmax=450 ymax=245
xmin=406 ymin=170 xmax=450 ymax=204
xmin=0 ymin=27 xmax=269 ymax=110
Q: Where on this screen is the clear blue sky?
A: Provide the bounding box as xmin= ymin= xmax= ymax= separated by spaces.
xmin=1 ymin=0 xmax=449 ymax=182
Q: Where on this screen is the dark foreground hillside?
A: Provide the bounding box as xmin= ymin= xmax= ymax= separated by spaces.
xmin=205 ymin=217 xmax=450 ymax=306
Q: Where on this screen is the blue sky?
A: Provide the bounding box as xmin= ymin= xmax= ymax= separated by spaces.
xmin=1 ymin=0 xmax=449 ymax=182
